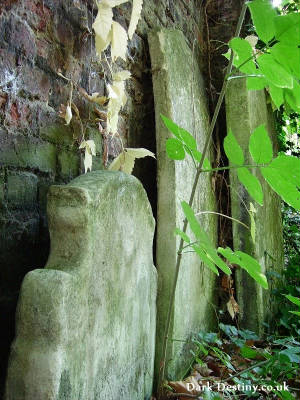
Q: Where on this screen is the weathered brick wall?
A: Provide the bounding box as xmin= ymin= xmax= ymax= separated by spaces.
xmin=0 ymin=0 xmax=202 ymax=393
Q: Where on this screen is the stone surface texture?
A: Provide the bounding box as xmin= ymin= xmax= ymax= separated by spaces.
xmin=0 ymin=0 xmax=202 ymax=389
xmin=149 ymin=29 xmax=217 ymax=381
xmin=5 ymin=170 xmax=157 ymax=400
xmin=225 ymin=78 xmax=284 ymax=334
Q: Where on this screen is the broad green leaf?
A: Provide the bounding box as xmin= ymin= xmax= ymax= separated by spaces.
xmin=269 ymin=84 xmax=284 ymax=109
xmin=274 ymin=13 xmax=300 ymax=43
xmin=257 ymin=54 xmax=293 ymax=89
xmin=190 ymin=149 xmax=211 ymax=170
xmin=235 ymin=250 xmax=268 ymax=289
xmin=161 ymin=114 xmax=197 ymax=150
xmin=249 ymin=124 xmax=273 ymax=164
xmin=218 ymin=247 xmax=241 ymax=265
xmin=166 ymin=138 xmax=185 ymax=160
xmin=193 ymin=245 xmax=219 ymax=275
xmin=174 ymin=228 xmax=190 ymax=243
xmin=240 ymin=346 xmax=259 ymax=359
xmin=205 ymin=247 xmax=231 ymax=275
xmin=224 ymin=131 xmax=244 ymax=165
xmin=181 ymin=201 xmax=213 ymax=248
xmin=290 ymin=311 xmax=300 ymax=316
xmin=284 ymin=294 xmax=300 ymax=307
xmin=237 ymin=167 xmax=263 ymax=205
xmin=270 ymin=43 xmax=300 ymax=79
xmin=229 ymin=38 xmax=256 ymax=74
xmin=261 ymin=165 xmax=300 ymax=210
xmin=247 ymin=0 xmax=276 ymax=43
xmin=284 ymin=80 xmax=300 ymax=112
xmin=246 ymin=76 xmax=266 ymax=91
xmin=268 ymin=154 xmax=300 ymax=187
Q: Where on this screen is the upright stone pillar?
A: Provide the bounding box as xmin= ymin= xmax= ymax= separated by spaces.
xmin=226 ymin=78 xmax=284 ymax=334
xmin=5 ymin=170 xmax=157 ymax=400
xmin=149 ymin=29 xmax=218 ymax=381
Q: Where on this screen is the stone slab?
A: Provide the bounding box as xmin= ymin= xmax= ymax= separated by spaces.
xmin=149 ymin=29 xmax=217 ymax=381
xmin=225 ymin=78 xmax=284 ymax=334
xmin=5 ymin=170 xmax=157 ymax=400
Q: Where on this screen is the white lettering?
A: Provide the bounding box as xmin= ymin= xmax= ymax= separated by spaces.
xmin=186 ymin=383 xmax=195 ymax=392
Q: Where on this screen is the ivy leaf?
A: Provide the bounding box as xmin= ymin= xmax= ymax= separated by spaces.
xmin=92 ymin=1 xmax=113 ymax=55
xmin=190 ymin=149 xmax=211 ymax=170
xmin=235 ymin=250 xmax=268 ymax=289
xmin=270 ymin=43 xmax=300 ymax=79
xmin=128 ymin=0 xmax=143 ymax=39
xmin=193 ymin=245 xmax=219 ymax=275
xmin=174 ymin=228 xmax=190 ymax=243
xmin=111 ymin=21 xmax=128 ymax=61
xmin=265 ymin=154 xmax=300 ymax=187
xmin=218 ymin=247 xmax=241 ymax=265
xmin=79 ymin=140 xmax=96 ymax=173
xmin=274 ymin=13 xmax=300 ymax=43
xmin=260 ymin=157 xmax=300 ymax=210
xmin=237 ymin=167 xmax=263 ymax=205
xmin=108 ymin=148 xmax=155 ymax=174
xmin=160 ymin=114 xmax=197 ymax=150
xmin=284 ymin=80 xmax=300 ymax=113
xmin=249 ymin=124 xmax=273 ymax=164
xmin=64 ymin=105 xmax=72 ymax=125
xmin=257 ymin=54 xmax=293 ymax=89
xmin=224 ymin=131 xmax=244 ymax=165
xmin=166 ymin=138 xmax=185 ymax=160
xmin=246 ymin=76 xmax=266 ymax=91
xmin=181 ymin=201 xmax=213 ymax=249
xmin=269 ymin=84 xmax=284 ymax=109
xmin=247 ymin=0 xmax=276 ymax=43
xmin=229 ymin=38 xmax=256 ymax=74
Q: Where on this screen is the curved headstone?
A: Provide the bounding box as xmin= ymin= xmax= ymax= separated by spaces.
xmin=5 ymin=170 xmax=157 ymax=400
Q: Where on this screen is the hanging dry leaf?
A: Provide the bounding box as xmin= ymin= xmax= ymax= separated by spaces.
xmin=128 ymin=0 xmax=143 ymax=39
xmin=108 ymin=148 xmax=155 ymax=174
xmin=65 ymin=105 xmax=72 ymax=125
xmin=111 ymin=21 xmax=128 ymax=61
xmin=79 ymin=139 xmax=96 ymax=173
xmin=93 ymin=1 xmax=113 ymax=55
xmin=227 ymin=296 xmax=239 ymax=320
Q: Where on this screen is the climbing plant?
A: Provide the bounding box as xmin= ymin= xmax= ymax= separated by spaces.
xmin=157 ymin=0 xmax=300 ymax=396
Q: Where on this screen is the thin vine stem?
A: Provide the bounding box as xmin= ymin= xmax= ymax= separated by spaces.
xmin=157 ymin=3 xmax=248 ymax=397
xmin=195 ymin=211 xmax=250 ymax=230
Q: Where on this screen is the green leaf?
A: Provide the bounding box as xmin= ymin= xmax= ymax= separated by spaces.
xmin=240 ymin=346 xmax=259 ymax=359
xmin=205 ymin=247 xmax=231 ymax=275
xmin=190 ymin=149 xmax=211 ymax=170
xmin=166 ymin=138 xmax=185 ymax=160
xmin=181 ymin=201 xmax=213 ymax=248
xmin=274 ymin=13 xmax=300 ymax=44
xmin=284 ymin=294 xmax=300 ymax=307
xmin=249 ymin=124 xmax=273 ymax=164
xmin=237 ymin=167 xmax=263 ymax=205
xmin=269 ymin=84 xmax=284 ymax=109
xmin=270 ymin=43 xmax=300 ymax=79
xmin=229 ymin=38 xmax=256 ymax=74
xmin=174 ymin=228 xmax=190 ymax=243
xmin=290 ymin=311 xmax=300 ymax=316
xmin=193 ymin=245 xmax=219 ymax=275
xmin=247 ymin=0 xmax=276 ymax=43
xmin=284 ymin=80 xmax=300 ymax=113
xmin=161 ymin=114 xmax=197 ymax=150
xmin=268 ymin=154 xmax=300 ymax=187
xmin=224 ymin=131 xmax=244 ymax=165
xmin=261 ymin=167 xmax=300 ymax=210
xmin=246 ymin=76 xmax=266 ymax=90
xmin=235 ymin=250 xmax=268 ymax=289
xmin=257 ymin=54 xmax=293 ymax=89
xmin=218 ymin=247 xmax=241 ymax=265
